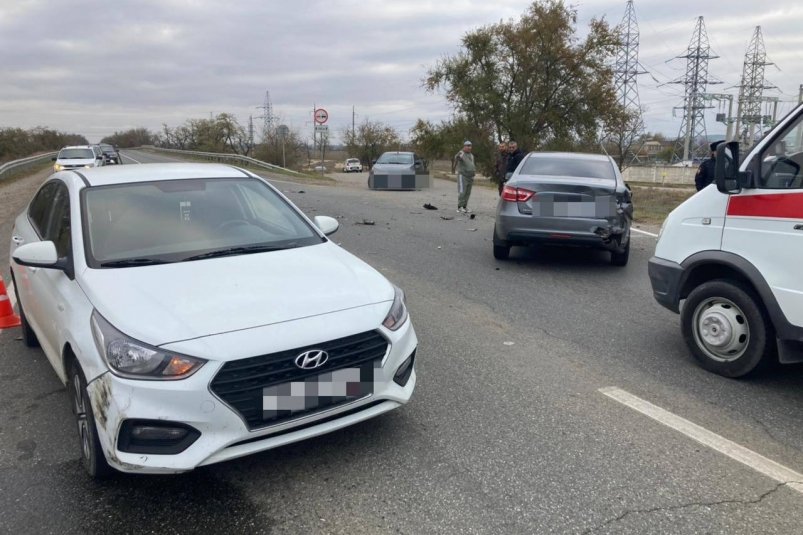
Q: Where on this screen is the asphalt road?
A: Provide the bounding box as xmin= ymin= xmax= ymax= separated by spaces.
xmin=1 ymin=150 xmax=802 ymax=534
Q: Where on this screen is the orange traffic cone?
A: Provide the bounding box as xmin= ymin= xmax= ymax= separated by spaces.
xmin=0 ymin=277 xmax=21 ymax=329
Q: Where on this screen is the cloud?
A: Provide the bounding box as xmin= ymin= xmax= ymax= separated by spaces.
xmin=0 ymin=0 xmax=800 ymax=142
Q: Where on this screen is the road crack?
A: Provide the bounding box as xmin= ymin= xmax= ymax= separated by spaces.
xmin=581 ymin=481 xmax=803 ymax=534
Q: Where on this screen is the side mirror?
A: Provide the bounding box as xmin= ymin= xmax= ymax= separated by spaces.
xmin=371 ymin=160 xmax=377 ymax=165
xmin=13 ymin=241 xmax=74 ymax=279
xmin=313 ymin=215 xmax=339 ymax=236
xmin=13 ymin=241 xmax=59 ymax=267
xmin=715 ymin=141 xmax=742 ymax=194
xmin=51 ymin=157 xmax=57 ymax=161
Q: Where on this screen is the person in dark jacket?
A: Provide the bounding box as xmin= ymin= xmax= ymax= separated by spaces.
xmin=506 ymin=140 xmax=525 ymax=180
xmin=494 ymin=142 xmax=509 ymax=195
xmin=695 ymin=140 xmax=724 ymax=191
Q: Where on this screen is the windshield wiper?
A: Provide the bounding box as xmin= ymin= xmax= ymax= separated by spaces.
xmin=100 ymin=258 xmax=171 ymax=267
xmin=181 ymin=244 xmax=294 ymax=262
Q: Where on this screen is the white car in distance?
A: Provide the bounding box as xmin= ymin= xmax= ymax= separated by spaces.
xmin=342 ymin=158 xmax=363 ymax=173
xmin=9 ymin=163 xmax=417 ymax=477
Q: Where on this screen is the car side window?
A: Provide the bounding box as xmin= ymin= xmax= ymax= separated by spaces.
xmin=28 ymin=182 xmax=60 ymax=237
xmin=47 ymin=185 xmax=72 ymax=258
xmin=760 ymin=114 xmax=803 ymax=189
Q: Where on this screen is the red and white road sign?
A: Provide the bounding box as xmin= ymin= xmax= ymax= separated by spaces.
xmin=314 ymin=108 xmax=329 ymax=124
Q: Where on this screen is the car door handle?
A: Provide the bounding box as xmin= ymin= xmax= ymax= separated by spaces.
xmin=794 ymin=224 xmax=803 ymax=231
xmin=12 ymin=235 xmax=24 ymax=245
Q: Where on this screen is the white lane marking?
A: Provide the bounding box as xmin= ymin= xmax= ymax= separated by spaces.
xmin=632 ymin=227 xmax=659 ymax=238
xmin=122 ymin=152 xmax=141 ymax=164
xmin=599 ymin=387 xmax=803 ymax=494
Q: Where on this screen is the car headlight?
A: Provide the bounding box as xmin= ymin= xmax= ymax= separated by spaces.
xmin=53 ymin=164 xmax=63 ymax=171
xmin=382 ymin=285 xmax=409 ymax=331
xmin=90 ymin=310 xmax=206 ymax=380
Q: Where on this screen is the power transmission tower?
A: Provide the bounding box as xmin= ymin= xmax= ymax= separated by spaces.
xmin=248 ymin=115 xmax=255 ymax=153
xmin=670 ymin=16 xmax=721 ymax=162
xmin=610 ymin=0 xmax=646 ymax=165
xmin=256 ymin=90 xmax=275 ymax=140
xmin=735 ymin=26 xmax=775 ymax=147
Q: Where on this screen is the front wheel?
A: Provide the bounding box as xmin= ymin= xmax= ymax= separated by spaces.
xmin=67 ymin=360 xmax=115 ymax=478
xmin=680 ymin=280 xmax=774 ymax=377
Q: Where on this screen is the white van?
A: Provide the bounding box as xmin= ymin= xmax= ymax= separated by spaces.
xmin=649 ymin=102 xmax=803 ymax=377
xmin=52 ymin=145 xmax=104 ymax=172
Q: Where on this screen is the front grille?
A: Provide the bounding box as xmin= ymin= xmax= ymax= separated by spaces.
xmin=210 ymin=330 xmax=389 ymax=429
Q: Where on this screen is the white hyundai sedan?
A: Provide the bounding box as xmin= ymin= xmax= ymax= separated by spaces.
xmin=9 ymin=163 xmax=417 ymax=477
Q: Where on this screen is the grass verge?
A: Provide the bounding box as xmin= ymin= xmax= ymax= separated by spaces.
xmin=632 ymin=185 xmax=695 ymax=226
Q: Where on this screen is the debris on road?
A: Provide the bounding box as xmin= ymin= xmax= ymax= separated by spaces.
xmin=440 ymin=215 xmax=454 ymax=221
xmin=298 ymin=190 xmax=306 ymax=194
xmin=437 ymin=246 xmax=442 ymax=249
xmin=423 ymin=203 xmax=438 ymax=210
xmin=465 ymin=228 xmax=477 ymax=232
xmin=503 ymin=341 xmax=515 ymax=346
xmin=356 ymin=219 xmax=376 ymax=226
xmin=469 ymin=214 xmax=476 ymax=220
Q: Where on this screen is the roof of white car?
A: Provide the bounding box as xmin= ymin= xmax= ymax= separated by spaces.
xmin=72 ymin=162 xmax=253 ymax=187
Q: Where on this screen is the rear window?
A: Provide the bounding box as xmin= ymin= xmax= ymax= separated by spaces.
xmin=376 ymin=153 xmax=413 ymax=165
xmin=520 ymin=157 xmax=615 ymax=180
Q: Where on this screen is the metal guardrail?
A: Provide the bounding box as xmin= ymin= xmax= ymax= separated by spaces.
xmin=0 ymin=152 xmax=57 ymax=182
xmin=143 ymin=146 xmax=303 ymax=175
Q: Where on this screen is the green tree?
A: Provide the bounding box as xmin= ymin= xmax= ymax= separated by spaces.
xmin=343 ymin=120 xmax=403 ymax=165
xmin=101 ymin=128 xmax=156 ymax=148
xmin=425 ymin=0 xmax=621 ymax=152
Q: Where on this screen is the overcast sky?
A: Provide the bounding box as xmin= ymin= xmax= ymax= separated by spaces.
xmin=1 ymin=0 xmax=801 ymax=144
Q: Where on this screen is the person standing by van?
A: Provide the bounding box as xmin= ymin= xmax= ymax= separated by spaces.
xmin=695 ymin=140 xmax=724 ymax=191
xmin=452 ymin=141 xmax=476 ymax=213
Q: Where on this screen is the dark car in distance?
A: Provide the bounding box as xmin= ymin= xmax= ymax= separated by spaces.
xmin=493 ymin=152 xmax=633 ymax=266
xmin=99 ymin=143 xmax=122 ymax=165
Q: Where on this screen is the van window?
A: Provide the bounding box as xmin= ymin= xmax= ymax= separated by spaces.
xmin=760 ymin=114 xmax=803 ymax=189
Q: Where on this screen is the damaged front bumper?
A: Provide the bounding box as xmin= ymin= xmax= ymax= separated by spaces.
xmin=84 ymin=322 xmax=418 ymax=474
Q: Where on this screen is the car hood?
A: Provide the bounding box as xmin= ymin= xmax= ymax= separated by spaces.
xmin=79 ymin=242 xmax=394 ymax=346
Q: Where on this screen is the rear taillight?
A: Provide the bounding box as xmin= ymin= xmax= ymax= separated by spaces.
xmin=501 ymin=185 xmax=535 ymax=202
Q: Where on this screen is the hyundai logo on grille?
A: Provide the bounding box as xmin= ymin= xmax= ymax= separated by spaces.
xmin=295 ymin=349 xmax=329 ymax=370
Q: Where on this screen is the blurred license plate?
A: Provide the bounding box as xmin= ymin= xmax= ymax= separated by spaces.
xmin=262 ymin=366 xmax=374 ymax=420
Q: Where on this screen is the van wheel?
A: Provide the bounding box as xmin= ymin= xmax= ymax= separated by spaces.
xmin=681 ymin=280 xmax=774 ymax=377
xmin=67 ymin=360 xmax=115 ymax=478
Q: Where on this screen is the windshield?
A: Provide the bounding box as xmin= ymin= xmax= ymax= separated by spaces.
xmin=58 ymin=148 xmax=95 ymax=160
xmin=347 ymin=159 xmax=360 ymax=164
xmin=82 ymin=177 xmax=324 ymax=267
xmin=376 ymin=153 xmax=413 ymax=165
xmin=520 ymin=157 xmax=615 ymax=180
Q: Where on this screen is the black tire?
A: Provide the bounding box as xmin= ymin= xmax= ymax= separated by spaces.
xmin=610 ymin=237 xmax=630 ymax=267
xmin=10 ymin=273 xmax=39 ymax=347
xmin=493 ymin=244 xmax=510 ymax=260
xmin=680 ymin=280 xmax=774 ymax=378
xmin=67 ymin=360 xmax=115 ymax=478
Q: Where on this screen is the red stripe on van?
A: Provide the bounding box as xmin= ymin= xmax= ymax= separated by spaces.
xmin=727 ymin=192 xmax=803 ymax=219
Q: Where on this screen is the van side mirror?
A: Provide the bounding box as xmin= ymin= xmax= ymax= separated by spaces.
xmin=715 ymin=141 xmax=743 ymax=194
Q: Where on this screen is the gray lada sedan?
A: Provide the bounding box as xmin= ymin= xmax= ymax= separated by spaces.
xmin=493 ymin=152 xmax=633 ymax=266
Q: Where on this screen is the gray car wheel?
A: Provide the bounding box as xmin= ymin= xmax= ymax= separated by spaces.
xmin=610 ymin=236 xmax=630 ymax=266
xmin=67 ymin=360 xmax=114 ymax=478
